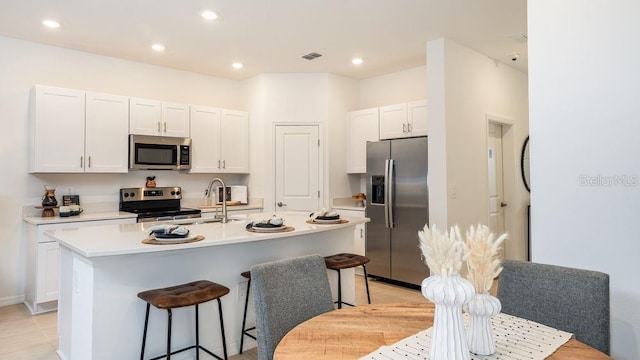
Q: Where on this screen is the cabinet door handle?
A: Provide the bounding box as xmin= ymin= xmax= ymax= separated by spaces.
xmin=407 ymin=123 xmax=412 ymax=133
xmin=217 ymin=160 xmax=221 ymax=169
xmin=360 ymin=228 xmax=363 ymax=238
xmin=402 ymin=123 xmax=406 ymax=133
xmin=88 ymin=156 xmax=91 ymax=168
xmin=277 ymin=202 xmax=287 ymax=207
xmin=157 ymin=121 xmax=161 ymax=133
xmin=163 ymin=122 xmax=167 ymax=133
xmin=80 ymin=156 xmax=83 ymax=168
xmin=222 ymin=160 xmax=226 ymax=169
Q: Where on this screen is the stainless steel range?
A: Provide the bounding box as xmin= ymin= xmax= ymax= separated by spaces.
xmin=119 ymin=187 xmax=201 ymax=222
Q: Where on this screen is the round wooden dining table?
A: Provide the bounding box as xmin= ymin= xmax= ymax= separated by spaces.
xmin=274 ymin=302 xmax=611 ymax=360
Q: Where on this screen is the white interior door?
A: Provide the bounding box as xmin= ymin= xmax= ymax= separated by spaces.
xmin=488 ymin=123 xmax=506 ymax=256
xmin=275 ymin=125 xmax=320 ymax=211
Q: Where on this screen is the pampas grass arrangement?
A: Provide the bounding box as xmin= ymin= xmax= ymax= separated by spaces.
xmin=464 ymin=224 xmax=507 ymax=294
xmin=418 ymin=224 xmax=468 ymax=279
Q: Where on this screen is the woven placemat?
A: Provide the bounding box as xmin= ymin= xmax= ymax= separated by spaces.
xmin=306 ymin=219 xmax=349 ymax=225
xmin=246 ymin=226 xmax=295 ymax=233
xmin=142 ymin=235 xmax=205 ymax=245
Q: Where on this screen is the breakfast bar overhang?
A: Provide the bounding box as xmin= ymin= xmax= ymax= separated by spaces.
xmin=49 ymin=212 xmax=368 ymax=360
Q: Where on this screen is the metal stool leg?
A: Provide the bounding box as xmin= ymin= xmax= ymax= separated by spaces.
xmin=195 ymin=304 xmax=200 ymax=360
xmin=336 ymin=269 xmax=343 ymax=309
xmin=217 ymin=298 xmax=228 ymax=360
xmin=362 ymin=264 xmax=371 ymax=304
xmin=166 ymin=309 xmax=172 ymax=360
xmin=140 ymin=303 xmax=151 ymax=360
xmin=239 ymin=278 xmax=251 ymax=353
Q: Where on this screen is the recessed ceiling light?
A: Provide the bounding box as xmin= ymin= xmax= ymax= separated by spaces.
xmin=151 ymin=44 xmax=166 ymax=52
xmin=201 ymin=11 xmax=219 ymax=20
xmin=352 ymin=57 xmax=364 ymax=65
xmin=42 ymin=19 xmax=61 ymax=29
xmin=232 ymin=62 xmax=244 ymax=69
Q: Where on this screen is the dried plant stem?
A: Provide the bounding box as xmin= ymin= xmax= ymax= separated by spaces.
xmin=418 ymin=224 xmax=468 ymax=279
xmin=465 ymin=224 xmax=507 ymax=293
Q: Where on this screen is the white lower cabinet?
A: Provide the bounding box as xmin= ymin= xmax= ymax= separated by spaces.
xmin=333 ymin=209 xmax=366 ymax=252
xmin=24 ymin=218 xmax=136 ymax=314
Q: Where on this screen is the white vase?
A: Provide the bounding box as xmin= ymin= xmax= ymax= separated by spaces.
xmin=422 ymin=274 xmax=475 ymax=360
xmin=464 ymin=293 xmax=501 ymax=355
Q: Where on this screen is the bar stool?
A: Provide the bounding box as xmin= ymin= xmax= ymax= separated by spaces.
xmin=324 ymin=253 xmax=371 ymax=309
xmin=138 ymin=280 xmax=229 ymax=360
xmin=239 ymin=271 xmax=256 ymax=354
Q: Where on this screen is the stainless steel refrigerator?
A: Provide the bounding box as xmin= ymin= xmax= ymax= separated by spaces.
xmin=366 ymin=137 xmax=429 ymax=286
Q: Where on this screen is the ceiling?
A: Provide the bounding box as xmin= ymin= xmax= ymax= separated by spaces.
xmin=0 ymin=0 xmax=528 ymax=80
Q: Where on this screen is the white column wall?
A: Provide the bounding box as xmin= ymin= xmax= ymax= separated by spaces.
xmin=427 ymin=38 xmax=530 ymax=260
xmin=529 ymin=1 xmax=640 ymax=358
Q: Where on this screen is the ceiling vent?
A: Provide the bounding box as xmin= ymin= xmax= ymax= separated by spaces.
xmin=301 ymin=52 xmax=322 ymax=60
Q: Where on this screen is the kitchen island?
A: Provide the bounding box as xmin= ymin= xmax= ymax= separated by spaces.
xmin=48 ymin=211 xmax=368 ymax=360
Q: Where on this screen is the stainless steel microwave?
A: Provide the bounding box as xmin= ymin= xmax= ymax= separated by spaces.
xmin=129 ymin=135 xmax=191 ymax=170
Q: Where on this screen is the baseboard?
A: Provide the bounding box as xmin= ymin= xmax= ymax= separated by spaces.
xmin=0 ymin=294 xmax=24 ymax=308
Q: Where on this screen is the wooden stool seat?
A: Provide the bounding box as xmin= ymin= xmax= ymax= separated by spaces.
xmin=324 ymin=253 xmax=370 ymax=270
xmin=138 ymin=280 xmax=229 ymax=360
xmin=138 ymin=280 xmax=230 ymax=309
xmin=324 ymin=253 xmax=372 ymax=309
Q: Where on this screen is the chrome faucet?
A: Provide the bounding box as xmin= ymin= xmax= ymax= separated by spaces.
xmin=205 ymin=178 xmax=227 ymax=223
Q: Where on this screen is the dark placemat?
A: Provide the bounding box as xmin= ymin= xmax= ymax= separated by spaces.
xmin=142 ymin=235 xmax=205 ymax=245
xmin=246 ymin=226 xmax=295 ymax=233
xmin=306 ymin=219 xmax=349 ymax=225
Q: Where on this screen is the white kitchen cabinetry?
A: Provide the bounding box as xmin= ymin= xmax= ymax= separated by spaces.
xmin=347 ymin=108 xmax=379 ymax=173
xmin=30 ymin=86 xmax=129 ymax=173
xmin=129 ymin=98 xmax=190 ymax=137
xmin=24 ymin=217 xmax=136 ymax=314
xmin=333 ymin=209 xmax=366 ymax=257
xmin=379 ymin=100 xmax=428 ymax=139
xmin=85 ymin=92 xmax=129 ymax=172
xmin=190 ymin=106 xmax=249 ymax=174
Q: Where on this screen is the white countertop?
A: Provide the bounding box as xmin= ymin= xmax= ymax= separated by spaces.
xmin=47 ymin=211 xmax=369 ymax=258
xmin=23 ymin=211 xmax=138 ymax=225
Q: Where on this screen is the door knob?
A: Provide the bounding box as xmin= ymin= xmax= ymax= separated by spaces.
xmin=277 ymin=202 xmax=287 ymax=207
xmin=500 ymin=202 xmax=508 ymax=207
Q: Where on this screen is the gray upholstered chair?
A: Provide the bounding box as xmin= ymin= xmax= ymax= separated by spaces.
xmin=497 ymin=259 xmax=610 ymax=354
xmin=250 ymin=254 xmax=335 ymax=360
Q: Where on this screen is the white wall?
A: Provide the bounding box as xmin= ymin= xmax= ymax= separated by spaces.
xmin=0 ymin=35 xmax=245 ymax=305
xmin=359 ymin=66 xmax=427 ymax=108
xmin=427 ymin=38 xmax=530 ymax=260
xmin=529 ymin=2 xmax=640 ymax=358
xmin=242 ymin=73 xmax=358 ymax=212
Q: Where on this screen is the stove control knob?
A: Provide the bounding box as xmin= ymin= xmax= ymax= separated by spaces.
xmin=129 ymin=192 xmax=135 ymax=197
xmin=171 ymin=190 xmax=176 ymax=195
xmin=124 ymin=193 xmax=129 ymax=198
xmin=176 ymin=190 xmax=181 ymax=196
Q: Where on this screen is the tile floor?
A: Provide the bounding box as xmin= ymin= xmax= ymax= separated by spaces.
xmin=0 ymin=275 xmax=425 ymax=360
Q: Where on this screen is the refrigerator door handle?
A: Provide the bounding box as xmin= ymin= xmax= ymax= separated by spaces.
xmin=387 ymin=159 xmax=395 ymax=228
xmin=384 ymin=159 xmax=390 ymax=228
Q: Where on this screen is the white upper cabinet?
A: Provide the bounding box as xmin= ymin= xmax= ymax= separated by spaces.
xmin=189 ymin=105 xmax=221 ymax=173
xmin=220 ymin=109 xmax=249 ymax=173
xmin=379 ymin=100 xmax=428 ymax=139
xmin=30 ymin=85 xmax=86 ymax=173
xmin=85 ymin=92 xmax=129 ymax=173
xmin=190 ymin=106 xmax=249 ymax=174
xmin=407 ymin=100 xmax=428 ymax=137
xmin=379 ymin=103 xmax=407 ymax=140
xmin=161 ymin=102 xmax=190 ymax=137
xmin=129 ymin=98 xmax=190 ymax=137
xmin=347 ymin=108 xmax=379 ymax=173
xmin=30 ymin=86 xmax=128 ymax=173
